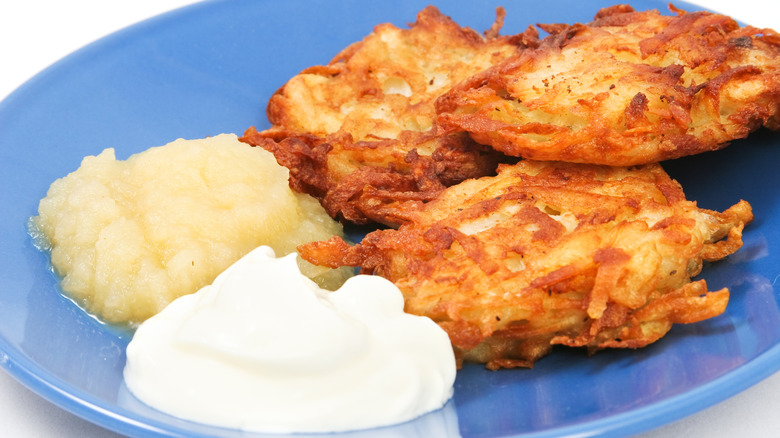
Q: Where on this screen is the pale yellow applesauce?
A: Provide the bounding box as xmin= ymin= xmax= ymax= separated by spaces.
xmin=30 ymin=134 xmax=352 ymax=325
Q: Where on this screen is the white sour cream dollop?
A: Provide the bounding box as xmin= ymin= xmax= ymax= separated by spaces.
xmin=123 ymin=245 xmax=456 ymax=433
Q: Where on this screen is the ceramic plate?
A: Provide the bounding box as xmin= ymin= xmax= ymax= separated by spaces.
xmin=1 ymin=0 xmax=779 ymax=437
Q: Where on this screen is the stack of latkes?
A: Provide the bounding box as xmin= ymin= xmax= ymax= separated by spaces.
xmin=241 ymin=5 xmax=777 ymax=369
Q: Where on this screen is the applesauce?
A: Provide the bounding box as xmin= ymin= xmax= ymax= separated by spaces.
xmin=30 ymin=134 xmax=352 ymax=325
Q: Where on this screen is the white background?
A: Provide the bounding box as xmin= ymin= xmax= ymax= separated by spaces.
xmin=1 ymin=1 xmax=779 ymax=437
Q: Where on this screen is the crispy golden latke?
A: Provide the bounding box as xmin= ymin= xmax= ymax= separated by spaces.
xmin=300 ymin=160 xmax=753 ymax=369
xmin=241 ymin=6 xmax=537 ymax=225
xmin=263 ymin=5 xmax=536 ymax=140
xmin=436 ymin=4 xmax=780 ymax=166
xmin=241 ymin=128 xmax=505 ymax=227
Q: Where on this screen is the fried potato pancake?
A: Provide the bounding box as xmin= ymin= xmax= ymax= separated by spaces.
xmin=264 ymin=5 xmax=535 ymax=140
xmin=436 ymin=4 xmax=780 ymax=166
xmin=241 ymin=128 xmax=504 ymax=227
xmin=241 ymin=6 xmax=537 ymax=225
xmin=299 ymin=160 xmax=753 ymax=369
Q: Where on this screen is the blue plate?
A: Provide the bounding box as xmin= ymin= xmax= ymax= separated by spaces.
xmin=1 ymin=0 xmax=779 ymax=437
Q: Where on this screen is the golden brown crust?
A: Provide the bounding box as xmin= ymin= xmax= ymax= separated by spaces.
xmin=264 ymin=6 xmax=535 ymax=141
xmin=299 ymin=161 xmax=753 ymax=368
xmin=241 ymin=6 xmax=536 ymax=225
xmin=435 ymin=5 xmax=780 ymax=165
xmin=240 ymin=127 xmax=508 ymax=226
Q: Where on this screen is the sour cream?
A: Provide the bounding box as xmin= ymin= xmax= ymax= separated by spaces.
xmin=123 ymin=246 xmax=456 ymax=433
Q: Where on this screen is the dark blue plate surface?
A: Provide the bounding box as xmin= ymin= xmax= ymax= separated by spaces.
xmin=1 ymin=1 xmax=778 ymax=437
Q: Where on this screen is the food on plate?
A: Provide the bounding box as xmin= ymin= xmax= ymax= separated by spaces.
xmin=300 ymin=160 xmax=754 ymax=369
xmin=262 ymin=5 xmax=535 ymax=141
xmin=124 ymin=246 xmax=456 ymax=433
xmin=30 ymin=134 xmax=352 ymax=325
xmin=241 ymin=5 xmax=538 ymax=224
xmin=435 ymin=4 xmax=780 ymax=166
xmin=241 ymin=128 xmax=505 ymax=227
xmin=27 ymin=1 xmax=766 ymax=385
